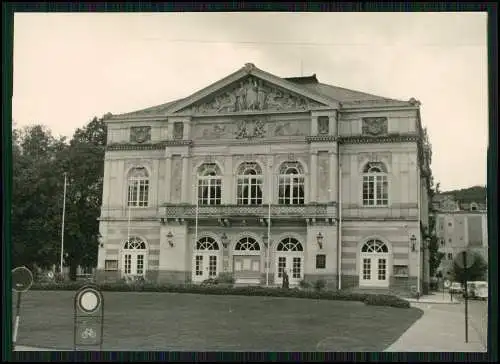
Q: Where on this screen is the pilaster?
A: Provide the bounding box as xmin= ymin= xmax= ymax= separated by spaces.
xmin=181 ymin=155 xmax=191 ymax=203
xmin=329 ymin=151 xmax=338 ymax=202
xmin=310 ymin=152 xmax=318 ymax=203
xmin=165 ymin=154 xmax=172 ymax=203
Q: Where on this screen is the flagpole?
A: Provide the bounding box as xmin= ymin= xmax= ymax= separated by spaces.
xmin=195 ymin=182 xmax=199 ymax=247
xmin=266 ymin=164 xmax=272 ymax=287
xmin=60 ymin=173 xmax=67 ymax=276
xmin=127 ymin=180 xmax=132 ymax=242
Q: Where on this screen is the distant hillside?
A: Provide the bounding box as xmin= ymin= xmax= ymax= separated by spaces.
xmin=441 ymin=186 xmax=486 ymax=203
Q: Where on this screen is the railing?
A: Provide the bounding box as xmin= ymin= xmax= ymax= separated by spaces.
xmin=160 ymin=203 xmax=337 ymax=220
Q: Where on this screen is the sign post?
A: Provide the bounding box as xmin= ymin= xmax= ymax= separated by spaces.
xmin=12 ymin=266 xmax=34 ymax=347
xmin=73 ymin=284 xmax=104 ymax=351
xmin=455 ymin=250 xmax=475 ymax=343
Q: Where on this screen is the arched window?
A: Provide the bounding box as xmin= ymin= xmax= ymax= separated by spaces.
xmin=278 ymin=161 xmax=305 ymax=205
xmin=362 ymin=162 xmax=388 ymax=206
xmin=127 ymin=167 xmax=149 ymax=207
xmin=277 ymin=238 xmax=303 ymax=252
xmin=234 ymin=237 xmax=260 ymax=251
xmin=361 ymin=239 xmax=389 ymax=253
xmin=197 ymin=163 xmax=222 ymax=205
xmin=196 ymin=237 xmax=219 ymax=250
xmin=123 ymin=237 xmax=148 ymax=276
xmin=237 ymin=162 xmax=263 ymax=205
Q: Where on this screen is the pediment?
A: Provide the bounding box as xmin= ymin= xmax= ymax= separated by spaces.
xmin=169 ymin=64 xmax=337 ymax=115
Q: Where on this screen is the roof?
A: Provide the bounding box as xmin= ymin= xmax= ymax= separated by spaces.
xmin=112 ymin=66 xmax=414 ymax=118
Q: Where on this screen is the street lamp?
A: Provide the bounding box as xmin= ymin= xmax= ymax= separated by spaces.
xmin=410 ymin=234 xmax=417 ymax=252
xmin=316 ymin=232 xmax=324 ymax=250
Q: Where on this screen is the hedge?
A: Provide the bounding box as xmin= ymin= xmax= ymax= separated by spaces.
xmin=29 ymin=282 xmax=410 ymax=309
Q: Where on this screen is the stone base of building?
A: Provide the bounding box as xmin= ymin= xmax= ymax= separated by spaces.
xmin=303 ymin=274 xmax=338 ymax=289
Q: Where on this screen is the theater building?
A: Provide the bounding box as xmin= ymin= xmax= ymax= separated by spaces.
xmin=96 ymin=63 xmax=431 ymax=293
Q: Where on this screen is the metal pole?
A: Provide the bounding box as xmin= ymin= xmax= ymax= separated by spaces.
xmin=338 ymin=164 xmax=342 ymax=290
xmin=195 ymin=181 xmax=199 ymax=250
xmin=12 ymin=291 xmax=22 ymax=346
xmin=60 ymin=172 xmax=67 ymax=275
xmin=417 ymin=168 xmax=421 ymax=296
xmin=463 ymin=250 xmax=469 ymax=343
xmin=127 ymin=179 xmax=132 ymax=241
xmin=266 ymin=165 xmax=271 ymax=287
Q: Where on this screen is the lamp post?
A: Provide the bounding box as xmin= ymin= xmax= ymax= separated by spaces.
xmin=60 ymin=172 xmax=68 ymax=277
xmin=263 ymin=232 xmax=269 ymax=286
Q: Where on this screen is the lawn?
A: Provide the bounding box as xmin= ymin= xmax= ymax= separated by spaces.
xmin=12 ymin=291 xmax=423 ymax=351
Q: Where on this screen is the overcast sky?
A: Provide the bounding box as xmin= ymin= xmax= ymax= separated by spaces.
xmin=12 ymin=12 xmax=488 ymax=191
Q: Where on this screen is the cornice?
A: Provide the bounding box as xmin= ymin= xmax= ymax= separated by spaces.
xmin=106 ymin=140 xmax=193 ymax=151
xmin=339 ymin=134 xmax=419 ymax=144
xmin=306 ymin=135 xmax=338 ymax=143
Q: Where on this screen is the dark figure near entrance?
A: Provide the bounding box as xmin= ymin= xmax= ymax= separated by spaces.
xmin=282 ymin=269 xmax=290 ymax=289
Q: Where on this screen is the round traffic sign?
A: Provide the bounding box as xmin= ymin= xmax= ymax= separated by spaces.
xmin=12 ymin=266 xmax=34 ymax=293
xmin=444 ymin=279 xmax=451 ymax=288
xmin=76 ymin=287 xmax=102 ymax=314
xmin=455 ymin=250 xmax=475 ymax=269
xmin=47 ymin=271 xmax=54 ymax=279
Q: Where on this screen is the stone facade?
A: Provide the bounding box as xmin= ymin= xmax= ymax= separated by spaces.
xmin=97 ymin=64 xmax=431 ymax=294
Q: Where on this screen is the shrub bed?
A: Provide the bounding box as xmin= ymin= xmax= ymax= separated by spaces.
xmin=29 ymin=282 xmax=410 ymax=308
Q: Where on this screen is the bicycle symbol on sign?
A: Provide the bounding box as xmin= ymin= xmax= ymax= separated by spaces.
xmin=81 ymin=327 xmax=97 ymax=339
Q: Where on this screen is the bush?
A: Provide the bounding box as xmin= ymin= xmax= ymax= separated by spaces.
xmin=363 ymin=294 xmax=410 ymax=309
xmin=299 ymin=279 xmax=311 ymax=289
xmin=29 ymin=282 xmax=411 ymax=308
xmin=217 ymin=272 xmax=235 ymax=285
xmin=313 ymin=279 xmax=327 ymax=292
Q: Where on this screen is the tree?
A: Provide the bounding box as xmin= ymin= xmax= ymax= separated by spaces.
xmin=12 ymin=125 xmax=69 ymax=270
xmin=60 ymin=116 xmax=107 ymax=280
xmin=450 ymin=252 xmax=488 ymax=283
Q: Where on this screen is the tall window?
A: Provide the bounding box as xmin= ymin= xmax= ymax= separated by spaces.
xmin=197 ymin=163 xmax=222 ymax=205
xmin=122 ymin=237 xmax=148 ymax=276
xmin=278 ymin=161 xmax=305 ymax=205
xmin=237 ymin=162 xmax=263 ymax=205
xmin=127 ymin=167 xmax=149 ymax=207
xmin=362 ymin=162 xmax=388 ymax=206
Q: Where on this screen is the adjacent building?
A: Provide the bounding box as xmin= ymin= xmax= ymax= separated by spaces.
xmin=433 ymin=194 xmax=488 ymax=276
xmin=96 ymin=63 xmax=432 ymax=294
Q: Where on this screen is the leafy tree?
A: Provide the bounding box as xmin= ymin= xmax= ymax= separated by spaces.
xmin=12 ymin=125 xmax=68 ymax=270
xmin=451 ymin=252 xmax=488 ymax=283
xmin=60 ymin=116 xmax=107 ymax=280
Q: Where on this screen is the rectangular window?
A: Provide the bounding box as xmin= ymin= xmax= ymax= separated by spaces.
xmin=362 ymin=258 xmax=371 ymax=280
xmin=378 ymin=258 xmax=387 ymax=280
xmin=237 ymin=177 xmax=263 ymax=205
xmin=198 ymin=178 xmax=222 ymax=205
xmin=363 ymin=175 xmax=388 ymax=206
xmin=209 ymin=256 xmax=217 ymax=277
xmin=136 ymin=254 xmax=144 ymax=275
xmin=105 ymin=260 xmax=118 ymax=271
xmin=278 ymin=257 xmax=286 ymax=278
xmin=128 ymin=179 xmax=149 ymax=207
xmin=124 ymin=254 xmax=132 ymax=274
xmin=292 ymin=257 xmax=301 ymax=279
xmin=195 ymin=256 xmax=203 ymax=276
xmin=447 ymin=253 xmax=453 ymax=260
xmin=316 ymin=254 xmax=326 ymax=269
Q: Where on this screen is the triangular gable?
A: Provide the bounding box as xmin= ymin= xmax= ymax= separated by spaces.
xmin=168 ymin=63 xmax=338 ymax=115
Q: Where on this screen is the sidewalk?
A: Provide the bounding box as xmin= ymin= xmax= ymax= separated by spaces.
xmin=385 ymin=302 xmax=486 ymax=352
xmin=403 ymin=293 xmax=460 ymax=304
xmin=14 ymin=345 xmax=72 ymax=351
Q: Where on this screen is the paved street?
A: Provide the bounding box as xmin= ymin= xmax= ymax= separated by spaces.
xmin=385 ymin=298 xmax=487 ymax=352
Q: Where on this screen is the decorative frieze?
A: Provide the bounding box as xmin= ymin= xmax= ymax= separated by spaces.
xmin=181 ymin=76 xmax=323 ymax=114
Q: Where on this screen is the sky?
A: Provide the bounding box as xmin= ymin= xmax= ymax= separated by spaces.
xmin=12 ymin=12 xmax=488 ymax=191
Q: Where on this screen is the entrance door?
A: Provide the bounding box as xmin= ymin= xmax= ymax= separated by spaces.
xmin=275 ymin=255 xmax=303 ymax=286
xmin=122 ymin=253 xmax=145 ymax=276
xmin=359 ymin=255 xmax=389 ymax=287
xmin=193 ymin=254 xmax=218 ymax=282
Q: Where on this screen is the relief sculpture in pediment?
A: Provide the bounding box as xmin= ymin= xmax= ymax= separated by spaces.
xmin=188 ymin=76 xmax=322 ymax=114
